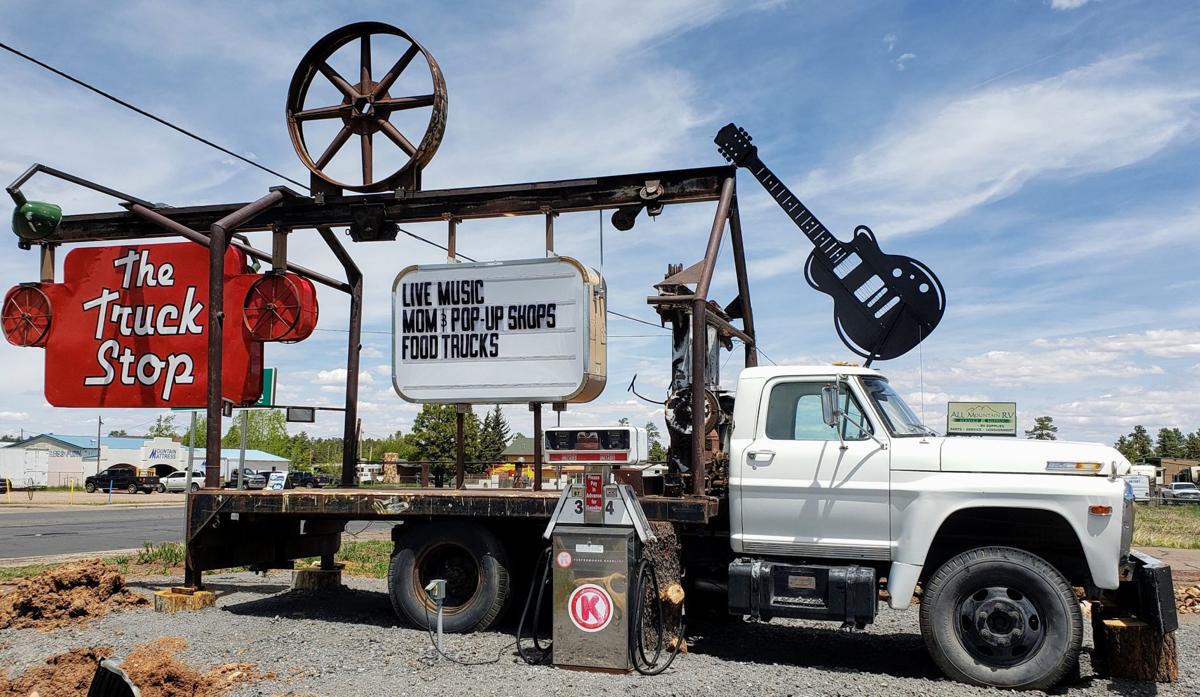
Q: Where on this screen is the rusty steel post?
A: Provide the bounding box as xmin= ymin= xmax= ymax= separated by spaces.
xmin=689 ymin=177 xmax=735 ymax=496
xmin=203 ymin=191 xmax=285 ymax=489
xmin=455 ymin=404 xmax=467 ymax=489
xmin=531 ymin=403 xmax=543 ymax=491
xmin=728 ymin=197 xmax=758 ymax=368
xmin=691 ymin=297 xmax=707 ymax=497
xmin=316 ymin=226 xmax=363 ymax=488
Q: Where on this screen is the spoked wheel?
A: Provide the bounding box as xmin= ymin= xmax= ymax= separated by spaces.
xmin=243 ymin=273 xmax=318 ymax=342
xmin=286 ymin=22 xmax=447 ymax=192
xmin=2 ymin=285 xmax=52 ymax=347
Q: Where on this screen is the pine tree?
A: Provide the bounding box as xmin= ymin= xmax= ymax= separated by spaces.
xmin=1155 ymin=427 xmax=1186 ymax=458
xmin=1025 ymin=415 xmax=1058 ymax=440
xmin=409 ymin=404 xmax=483 ymax=476
xmin=1114 ymin=435 xmax=1134 ymax=461
xmin=479 ymin=405 xmax=511 ymax=464
xmin=1127 ymin=425 xmax=1154 ymax=463
xmin=645 ymin=421 xmax=667 ymax=462
xmin=1185 ymin=430 xmax=1200 ymax=460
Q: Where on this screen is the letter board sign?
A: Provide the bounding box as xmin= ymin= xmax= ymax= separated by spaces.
xmin=391 ymin=256 xmax=606 ymax=403
xmin=946 ymin=401 xmax=1018 ymax=436
xmin=34 ymin=243 xmax=263 ymax=407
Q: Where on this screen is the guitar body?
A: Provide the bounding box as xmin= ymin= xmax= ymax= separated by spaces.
xmin=803 ymin=226 xmax=945 ymax=361
xmin=715 ymin=122 xmax=947 ymax=362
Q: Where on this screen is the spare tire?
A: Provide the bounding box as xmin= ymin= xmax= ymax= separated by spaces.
xmin=388 ymin=521 xmax=511 ymax=633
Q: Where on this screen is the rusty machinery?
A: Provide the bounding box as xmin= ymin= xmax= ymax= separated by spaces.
xmin=2 ymin=22 xmax=757 ymax=531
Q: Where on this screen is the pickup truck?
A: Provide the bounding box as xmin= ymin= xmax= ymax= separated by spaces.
xmin=222 ymin=468 xmax=266 ymax=490
xmin=1162 ymin=481 xmax=1200 ymax=505
xmin=183 ymin=364 xmax=1169 ymax=691
xmin=84 ymin=467 xmax=159 ymax=494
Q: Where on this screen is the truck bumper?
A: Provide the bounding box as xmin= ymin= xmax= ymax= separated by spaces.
xmin=1117 ymin=550 xmax=1178 ymax=635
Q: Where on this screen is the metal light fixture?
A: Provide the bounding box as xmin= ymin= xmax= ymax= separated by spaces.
xmin=11 ymin=199 xmax=62 ymax=242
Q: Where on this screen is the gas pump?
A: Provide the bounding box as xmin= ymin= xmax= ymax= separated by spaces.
xmin=518 ymin=465 xmax=681 ymax=674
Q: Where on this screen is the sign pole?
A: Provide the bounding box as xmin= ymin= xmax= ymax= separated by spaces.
xmin=531 ymin=402 xmax=543 ymax=492
xmin=185 ymin=411 xmax=196 ymax=493
xmin=454 ymin=404 xmax=466 ymax=489
xmin=237 ymin=409 xmax=248 ymax=489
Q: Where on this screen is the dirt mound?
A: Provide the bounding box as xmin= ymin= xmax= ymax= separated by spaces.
xmin=0 ymin=638 xmax=270 ymax=697
xmin=0 ymin=560 xmax=148 ymax=630
xmin=121 ymin=637 xmax=267 ymax=697
xmin=0 ymin=646 xmax=113 ymax=697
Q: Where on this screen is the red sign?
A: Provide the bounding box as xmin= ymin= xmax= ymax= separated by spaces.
xmin=584 ymin=473 xmax=603 ymax=513
xmin=555 ymin=550 xmax=572 ymax=568
xmin=35 ymin=243 xmax=263 ymax=407
xmin=567 ymin=583 xmax=613 ymax=632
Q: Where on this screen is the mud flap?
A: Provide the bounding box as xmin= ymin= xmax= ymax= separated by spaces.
xmin=1118 ymin=550 xmax=1178 ymax=636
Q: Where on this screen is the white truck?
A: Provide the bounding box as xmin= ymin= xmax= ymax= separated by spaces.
xmin=723 ymin=364 xmax=1154 ymax=689
xmin=185 ymin=364 xmax=1172 ymax=690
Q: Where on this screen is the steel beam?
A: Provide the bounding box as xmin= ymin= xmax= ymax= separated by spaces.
xmin=53 ymin=166 xmax=734 ymax=243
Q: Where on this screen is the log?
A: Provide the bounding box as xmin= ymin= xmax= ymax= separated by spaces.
xmin=1092 ymin=611 xmax=1178 ymax=682
xmin=661 ymin=582 xmax=686 ymax=606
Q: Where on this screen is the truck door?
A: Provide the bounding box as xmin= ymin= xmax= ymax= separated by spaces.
xmin=735 ymin=378 xmax=891 ymax=561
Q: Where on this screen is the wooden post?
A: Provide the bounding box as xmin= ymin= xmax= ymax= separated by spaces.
xmin=1090 ymin=602 xmax=1178 ymax=682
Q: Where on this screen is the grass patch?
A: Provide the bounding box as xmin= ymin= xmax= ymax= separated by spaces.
xmin=300 ymin=540 xmax=392 ymax=579
xmin=136 ymin=541 xmax=186 ymax=571
xmin=0 ymin=564 xmax=53 ymax=582
xmin=1133 ymin=503 xmax=1200 ymax=549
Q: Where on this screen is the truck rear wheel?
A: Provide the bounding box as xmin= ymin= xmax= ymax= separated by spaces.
xmin=388 ymin=521 xmax=511 ymax=633
xmin=126 ymin=483 xmax=139 ymax=495
xmin=919 ymin=546 xmax=1081 ymax=690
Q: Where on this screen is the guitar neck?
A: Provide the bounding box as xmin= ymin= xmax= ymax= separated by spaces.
xmin=744 ymin=155 xmax=847 ymax=266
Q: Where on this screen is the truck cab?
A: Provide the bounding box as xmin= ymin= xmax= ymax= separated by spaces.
xmin=726 ymin=365 xmax=1142 ymax=689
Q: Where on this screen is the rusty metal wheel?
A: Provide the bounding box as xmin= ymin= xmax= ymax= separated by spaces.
xmin=286 ymin=22 xmax=447 ymax=193
xmin=2 ymin=285 xmax=52 ymax=347
xmin=244 ymin=274 xmax=302 ymax=341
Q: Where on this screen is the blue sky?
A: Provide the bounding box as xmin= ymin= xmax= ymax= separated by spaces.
xmin=1 ymin=0 xmax=1197 ymax=445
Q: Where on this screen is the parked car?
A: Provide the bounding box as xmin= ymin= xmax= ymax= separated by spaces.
xmin=314 ymin=473 xmax=335 ymax=487
xmin=157 ymin=471 xmax=204 ymax=493
xmin=222 ymin=468 xmax=266 ymax=489
xmin=85 ymin=468 xmax=159 ymax=494
xmin=1162 ymin=481 xmax=1200 ymax=505
xmin=286 ymin=471 xmax=322 ymax=489
xmin=1121 ymin=474 xmax=1151 ymax=503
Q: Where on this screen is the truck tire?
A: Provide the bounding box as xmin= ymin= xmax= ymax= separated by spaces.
xmin=919 ymin=546 xmax=1082 ymax=690
xmin=126 ymin=483 xmax=139 ymax=495
xmin=157 ymin=483 xmax=166 ymax=493
xmin=388 ymin=522 xmax=511 ymax=633
xmin=85 ymin=482 xmax=96 ymax=494
xmin=189 ymin=482 xmax=200 ymax=493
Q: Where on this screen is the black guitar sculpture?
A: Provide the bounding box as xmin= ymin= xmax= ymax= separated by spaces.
xmin=715 ymin=123 xmax=945 ymax=363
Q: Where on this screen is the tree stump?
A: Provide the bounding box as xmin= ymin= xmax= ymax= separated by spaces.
xmin=643 ymin=522 xmax=685 ymax=652
xmin=1091 ymin=603 xmax=1177 ymax=682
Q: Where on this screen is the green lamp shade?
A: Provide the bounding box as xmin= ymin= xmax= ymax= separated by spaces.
xmin=12 ymin=201 xmax=62 ymax=241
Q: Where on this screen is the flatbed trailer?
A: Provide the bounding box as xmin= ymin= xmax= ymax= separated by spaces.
xmin=185 ymin=487 xmax=720 ymax=587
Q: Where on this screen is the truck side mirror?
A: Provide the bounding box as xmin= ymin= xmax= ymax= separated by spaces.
xmin=820 ymin=385 xmax=841 ymax=428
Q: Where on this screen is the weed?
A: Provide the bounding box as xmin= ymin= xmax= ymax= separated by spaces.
xmin=1133 ymin=503 xmax=1200 ymax=549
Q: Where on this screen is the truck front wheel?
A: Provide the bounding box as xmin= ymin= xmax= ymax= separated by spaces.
xmin=919 ymin=546 xmax=1081 ymax=690
xmin=85 ymin=482 xmax=96 ymax=494
xmin=388 ymin=521 xmax=511 ymax=633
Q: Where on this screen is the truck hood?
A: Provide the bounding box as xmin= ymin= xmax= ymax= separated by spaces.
xmin=939 ymin=437 xmax=1129 ymax=476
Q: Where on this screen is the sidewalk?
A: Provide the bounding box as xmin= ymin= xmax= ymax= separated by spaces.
xmin=0 ymin=490 xmax=185 ymax=509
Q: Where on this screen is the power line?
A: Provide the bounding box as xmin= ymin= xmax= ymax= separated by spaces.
xmin=607 ymin=309 xmax=666 ymax=330
xmin=0 ymin=40 xmax=309 ymax=190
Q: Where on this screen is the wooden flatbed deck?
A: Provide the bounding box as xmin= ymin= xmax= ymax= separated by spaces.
xmin=188 ymin=487 xmax=720 ymax=523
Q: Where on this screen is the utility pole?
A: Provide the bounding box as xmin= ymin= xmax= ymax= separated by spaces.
xmin=95 ymin=415 xmax=103 ymax=471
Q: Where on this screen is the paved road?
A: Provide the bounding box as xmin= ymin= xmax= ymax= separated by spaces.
xmin=0 ymin=506 xmax=185 ymax=560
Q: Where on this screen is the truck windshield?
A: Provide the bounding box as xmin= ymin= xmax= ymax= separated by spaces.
xmin=861 ymin=377 xmax=929 ymax=437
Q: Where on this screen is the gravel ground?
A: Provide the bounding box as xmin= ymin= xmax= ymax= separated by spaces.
xmin=1 ymin=572 xmax=1195 ymax=696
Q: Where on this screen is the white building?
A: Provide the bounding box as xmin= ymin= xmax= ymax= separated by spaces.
xmin=0 ymin=433 xmax=289 ymax=486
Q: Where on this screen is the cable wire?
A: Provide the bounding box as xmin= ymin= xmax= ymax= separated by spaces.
xmin=0 ymin=41 xmax=309 ymax=190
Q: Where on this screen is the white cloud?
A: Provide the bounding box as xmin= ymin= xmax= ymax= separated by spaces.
xmin=0 ymin=411 xmax=30 ymax=421
xmin=1034 ymin=330 xmax=1200 ymax=359
xmin=883 ymin=33 xmax=897 ymax=52
xmin=1050 ymin=0 xmax=1091 ymax=10
xmin=894 ymin=53 xmax=916 ymax=71
xmin=794 ymin=53 xmax=1198 ymax=238
xmin=315 ymin=368 xmax=374 ymax=385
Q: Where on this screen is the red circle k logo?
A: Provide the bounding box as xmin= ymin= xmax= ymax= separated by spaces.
xmin=567 ymin=583 xmax=614 ymax=632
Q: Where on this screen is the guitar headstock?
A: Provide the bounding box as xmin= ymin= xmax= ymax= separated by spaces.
xmin=715 ymin=123 xmax=758 ymax=167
